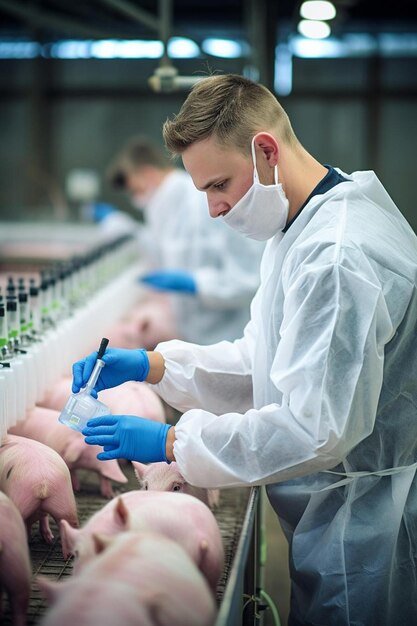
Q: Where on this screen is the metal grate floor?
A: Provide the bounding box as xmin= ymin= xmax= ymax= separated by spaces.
xmin=2 ymin=464 xmax=250 ymax=624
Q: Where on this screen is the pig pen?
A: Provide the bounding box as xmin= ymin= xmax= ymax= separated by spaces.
xmin=2 ymin=465 xmax=260 ymax=626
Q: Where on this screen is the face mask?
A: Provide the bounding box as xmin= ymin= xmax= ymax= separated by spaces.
xmin=222 ymin=137 xmax=289 ymax=241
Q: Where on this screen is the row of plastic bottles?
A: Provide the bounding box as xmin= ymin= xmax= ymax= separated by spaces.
xmin=0 ymin=233 xmax=142 ymax=439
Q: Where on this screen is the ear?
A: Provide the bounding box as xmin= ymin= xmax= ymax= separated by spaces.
xmin=92 ymin=533 xmax=114 ymax=555
xmin=253 ymin=132 xmax=279 ymax=167
xmin=36 ymin=575 xmax=63 ymax=605
xmin=131 ymin=461 xmax=148 ymax=481
xmin=114 ymin=496 xmax=129 ymax=527
xmin=59 ymin=519 xmax=80 ymax=559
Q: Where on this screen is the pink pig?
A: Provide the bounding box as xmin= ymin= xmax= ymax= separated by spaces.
xmin=0 ymin=492 xmax=32 ymax=626
xmin=60 ymin=490 xmax=224 ymax=592
xmin=132 ymin=461 xmax=220 ymax=508
xmin=39 ymin=380 xmax=166 ymax=424
xmin=105 ymin=294 xmax=178 ymax=351
xmin=38 ymin=531 xmax=216 ymax=626
xmin=0 ymin=435 xmax=78 ymax=544
xmin=8 ymin=406 xmax=127 ymax=499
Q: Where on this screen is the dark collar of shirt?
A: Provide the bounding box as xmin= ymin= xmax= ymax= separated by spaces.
xmin=282 ymin=165 xmax=350 ymax=234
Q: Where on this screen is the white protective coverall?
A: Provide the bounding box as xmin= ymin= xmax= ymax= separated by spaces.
xmin=140 ymin=169 xmax=264 ymax=344
xmin=152 ymin=170 xmax=417 ymax=625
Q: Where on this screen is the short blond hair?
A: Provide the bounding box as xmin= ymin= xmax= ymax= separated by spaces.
xmin=163 ymin=74 xmax=299 ymax=156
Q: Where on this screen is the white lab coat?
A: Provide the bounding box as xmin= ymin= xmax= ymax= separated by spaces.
xmin=139 ymin=170 xmax=264 ymax=344
xmin=152 ymin=170 xmax=417 ymax=625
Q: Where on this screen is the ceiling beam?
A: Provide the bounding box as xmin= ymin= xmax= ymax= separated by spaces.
xmin=98 ymin=0 xmax=159 ymax=33
xmin=0 ymin=0 xmax=125 ymax=39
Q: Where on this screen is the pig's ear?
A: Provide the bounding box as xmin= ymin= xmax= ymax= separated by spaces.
xmin=131 ymin=461 xmax=148 ymax=481
xmin=114 ymin=496 xmax=129 ymax=527
xmin=92 ymin=533 xmax=113 ymax=555
xmin=99 ymin=460 xmax=128 ymax=484
xmin=36 ymin=575 xmax=63 ymax=605
xmin=59 ymin=519 xmax=80 ymax=559
xmin=63 ymin=438 xmax=83 ymax=465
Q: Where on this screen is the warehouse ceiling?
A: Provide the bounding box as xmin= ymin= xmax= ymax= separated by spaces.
xmin=0 ymin=0 xmax=416 ymax=42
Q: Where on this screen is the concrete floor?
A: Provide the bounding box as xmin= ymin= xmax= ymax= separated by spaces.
xmin=262 ymin=490 xmax=291 ymax=626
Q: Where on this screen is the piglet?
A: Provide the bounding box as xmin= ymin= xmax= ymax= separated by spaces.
xmin=8 ymin=407 xmax=127 ymax=499
xmin=0 ymin=435 xmax=78 ymax=545
xmin=132 ymin=461 xmax=220 ymax=508
xmin=39 ymin=380 xmax=166 ymax=424
xmin=60 ymin=490 xmax=224 ymax=592
xmin=38 ymin=531 xmax=216 ymax=626
xmin=0 ymin=492 xmax=32 ymax=626
xmin=105 ymin=293 xmax=178 ymax=351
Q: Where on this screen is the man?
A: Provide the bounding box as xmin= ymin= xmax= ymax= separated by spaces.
xmin=104 ymin=137 xmax=264 ymax=345
xmin=74 ymin=74 xmax=417 ymax=625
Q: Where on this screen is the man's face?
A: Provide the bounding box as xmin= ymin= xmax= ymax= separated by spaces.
xmin=182 ymin=137 xmax=254 ymax=218
xmin=125 ymin=167 xmax=151 ymax=198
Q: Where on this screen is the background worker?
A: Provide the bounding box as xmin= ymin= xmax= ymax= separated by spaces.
xmin=102 ymin=136 xmax=265 ymax=345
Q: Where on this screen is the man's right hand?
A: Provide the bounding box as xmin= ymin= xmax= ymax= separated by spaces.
xmin=72 ymin=348 xmax=150 ymax=394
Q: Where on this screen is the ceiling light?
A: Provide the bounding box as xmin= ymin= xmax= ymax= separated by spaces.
xmin=300 ymin=1 xmax=336 ymax=21
xmin=298 ymin=20 xmax=331 ymax=39
xmin=201 ymin=38 xmax=243 ymax=58
xmin=168 ymin=37 xmax=200 ymax=59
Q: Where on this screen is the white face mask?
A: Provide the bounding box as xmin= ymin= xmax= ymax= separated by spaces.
xmin=222 ymin=137 xmax=289 ymax=241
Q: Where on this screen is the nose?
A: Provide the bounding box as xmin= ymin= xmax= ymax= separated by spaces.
xmin=207 ymin=195 xmax=229 ymax=219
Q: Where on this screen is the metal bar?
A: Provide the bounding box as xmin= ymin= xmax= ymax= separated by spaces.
xmin=159 ymin=0 xmax=172 ymax=62
xmin=215 ymin=486 xmax=260 ymax=626
xmin=99 ymin=0 xmax=159 ymax=32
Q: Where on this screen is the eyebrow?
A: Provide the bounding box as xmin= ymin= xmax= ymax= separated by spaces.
xmin=199 ymin=178 xmax=225 ymax=191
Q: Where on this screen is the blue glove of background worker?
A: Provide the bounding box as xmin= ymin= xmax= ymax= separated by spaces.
xmin=82 ymin=414 xmax=171 ymax=463
xmin=72 ymin=348 xmax=150 ymax=394
xmin=140 ymin=269 xmax=197 ymax=294
xmin=92 ymin=202 xmax=116 ymax=222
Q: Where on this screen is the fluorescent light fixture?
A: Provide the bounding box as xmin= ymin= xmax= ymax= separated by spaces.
xmin=90 ymin=39 xmax=163 ymax=59
xmin=50 ymin=40 xmax=91 ymax=59
xmin=275 ymin=44 xmax=293 ymax=95
xmin=379 ymin=33 xmax=417 ymax=56
xmin=202 ymin=38 xmax=243 ymax=58
xmin=291 ymin=36 xmax=344 ymax=58
xmin=300 ymin=1 xmax=336 ymax=21
xmin=168 ymin=37 xmax=200 ymax=58
xmin=0 ymin=41 xmax=40 ymax=58
xmin=298 ymin=19 xmax=331 ymax=39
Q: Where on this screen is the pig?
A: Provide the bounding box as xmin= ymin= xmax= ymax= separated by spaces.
xmin=105 ymin=293 xmax=178 ymax=351
xmin=8 ymin=406 xmax=128 ymax=499
xmin=59 ymin=490 xmax=224 ymax=592
xmin=37 ymin=531 xmax=216 ymax=626
xmin=0 ymin=435 xmax=78 ymax=545
xmin=0 ymin=492 xmax=32 ymax=626
xmin=39 ymin=380 xmax=166 ymax=424
xmin=132 ymin=461 xmax=220 ymax=508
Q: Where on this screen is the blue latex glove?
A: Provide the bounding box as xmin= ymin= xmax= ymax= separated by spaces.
xmin=82 ymin=415 xmax=171 ymax=463
xmin=72 ymin=348 xmax=150 ymax=394
xmin=91 ymin=202 xmax=116 ymax=223
xmin=140 ymin=270 xmax=197 ymax=294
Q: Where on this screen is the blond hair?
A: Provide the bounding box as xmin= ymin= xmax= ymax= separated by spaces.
xmin=163 ymin=74 xmax=299 ymax=156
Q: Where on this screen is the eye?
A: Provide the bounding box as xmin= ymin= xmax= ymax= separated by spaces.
xmin=172 ymin=483 xmax=182 ymax=492
xmin=213 ymin=180 xmax=227 ymax=191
